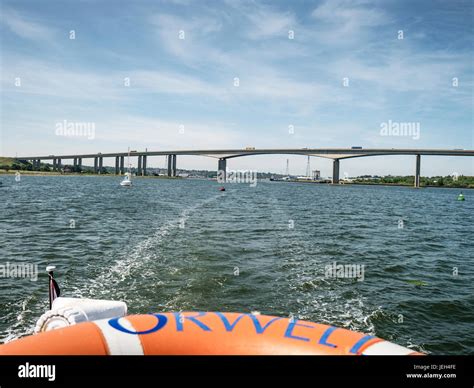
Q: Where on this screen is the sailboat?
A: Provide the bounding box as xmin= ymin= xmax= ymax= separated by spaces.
xmin=120 ymin=148 xmax=132 ymax=187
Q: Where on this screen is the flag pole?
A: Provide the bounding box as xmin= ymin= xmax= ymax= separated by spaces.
xmin=46 ymin=265 xmax=56 ymax=310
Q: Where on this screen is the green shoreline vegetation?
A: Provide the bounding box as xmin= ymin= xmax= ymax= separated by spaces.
xmin=350 ymin=175 xmax=474 ymax=188
xmin=1 ymin=157 xmax=473 ymax=188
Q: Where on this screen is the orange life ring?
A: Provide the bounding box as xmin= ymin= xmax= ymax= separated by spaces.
xmin=0 ymin=312 xmax=421 ymax=355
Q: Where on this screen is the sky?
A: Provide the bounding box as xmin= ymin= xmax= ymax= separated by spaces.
xmin=0 ymin=0 xmax=473 ymax=177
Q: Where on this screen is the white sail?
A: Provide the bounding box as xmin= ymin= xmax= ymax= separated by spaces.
xmin=120 ymin=148 xmax=132 ymax=186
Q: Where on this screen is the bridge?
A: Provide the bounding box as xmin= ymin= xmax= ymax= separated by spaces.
xmin=16 ymin=148 xmax=474 ymax=188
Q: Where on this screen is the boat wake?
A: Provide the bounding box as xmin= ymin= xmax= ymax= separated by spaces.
xmin=73 ymin=194 xmax=222 ymax=306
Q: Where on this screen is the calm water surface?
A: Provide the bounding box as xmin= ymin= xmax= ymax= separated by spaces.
xmin=0 ymin=175 xmax=473 ymax=354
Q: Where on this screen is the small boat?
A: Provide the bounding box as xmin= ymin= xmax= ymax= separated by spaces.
xmin=219 ymin=186 xmax=226 ymax=191
xmin=120 ymin=172 xmax=132 ymax=186
xmin=457 ymin=193 xmax=465 ymax=201
xmin=120 ymin=148 xmax=132 ymax=187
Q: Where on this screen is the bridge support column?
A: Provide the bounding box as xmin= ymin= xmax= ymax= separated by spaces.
xmin=73 ymin=158 xmax=77 ymax=168
xmin=115 ymin=156 xmax=120 ymax=175
xmin=98 ymin=157 xmax=103 ymax=174
xmin=120 ymin=156 xmax=124 ymax=175
xmin=57 ymin=158 xmax=61 ymax=172
xmin=78 ymin=158 xmax=82 ymax=171
xmin=52 ymin=159 xmax=56 ymax=171
xmin=172 ymin=154 xmax=177 ymax=177
xmin=218 ymin=158 xmax=227 ymax=182
xmin=94 ymin=157 xmax=98 ymax=173
xmin=137 ymin=155 xmax=142 ymax=176
xmin=143 ymin=155 xmax=147 ymax=176
xmin=415 ymin=154 xmax=421 ymax=188
xmin=332 ymin=159 xmax=340 ymax=184
xmin=167 ymin=155 xmax=172 ymax=176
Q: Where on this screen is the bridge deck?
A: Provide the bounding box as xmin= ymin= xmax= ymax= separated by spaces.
xmin=15 ymin=148 xmax=474 ymax=160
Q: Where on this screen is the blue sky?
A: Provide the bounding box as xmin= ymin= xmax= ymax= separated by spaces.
xmin=1 ymin=0 xmax=473 ymax=176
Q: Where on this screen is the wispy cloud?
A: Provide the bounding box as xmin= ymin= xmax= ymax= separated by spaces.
xmin=1 ymin=8 xmax=55 ymax=42
xmin=246 ymin=8 xmax=295 ymax=39
xmin=150 ymin=13 xmax=224 ymax=66
xmin=312 ymin=0 xmax=388 ymax=28
xmin=1 ymin=59 xmax=123 ymax=101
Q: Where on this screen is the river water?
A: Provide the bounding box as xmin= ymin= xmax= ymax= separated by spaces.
xmin=0 ymin=175 xmax=473 ymax=354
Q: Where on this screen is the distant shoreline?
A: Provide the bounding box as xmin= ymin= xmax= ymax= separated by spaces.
xmin=278 ymin=179 xmax=473 ymax=189
xmin=0 ymin=171 xmax=181 ymax=179
xmin=1 ymin=170 xmax=472 ymax=189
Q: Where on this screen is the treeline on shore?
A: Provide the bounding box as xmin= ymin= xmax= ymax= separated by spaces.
xmin=353 ymin=175 xmax=474 ymax=188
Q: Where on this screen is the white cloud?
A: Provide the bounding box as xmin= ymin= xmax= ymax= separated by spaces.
xmin=1 ymin=58 xmax=227 ymax=101
xmin=305 ymin=0 xmax=390 ymax=47
xmin=1 ymin=113 xmax=249 ymax=159
xmin=222 ymin=0 xmax=296 ymax=39
xmin=128 ymin=70 xmax=224 ymax=97
xmin=92 ymin=115 xmax=245 ymax=150
xmin=1 ymin=59 xmax=122 ymax=101
xmin=246 ymin=8 xmax=295 ymax=39
xmin=150 ymin=13 xmax=224 ymax=66
xmin=1 ymin=8 xmax=55 ymax=41
xmin=311 ymin=0 xmax=387 ymax=28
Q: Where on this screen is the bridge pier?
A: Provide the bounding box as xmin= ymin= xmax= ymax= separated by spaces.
xmin=77 ymin=158 xmax=82 ymax=171
xmin=120 ymin=156 xmax=125 ymax=174
xmin=167 ymin=155 xmax=177 ymax=176
xmin=143 ymin=155 xmax=147 ymax=176
xmin=415 ymin=154 xmax=421 ymax=188
xmin=57 ymin=158 xmax=61 ymax=172
xmin=332 ymin=159 xmax=340 ymax=184
xmin=94 ymin=157 xmax=98 ymax=173
xmin=115 ymin=156 xmax=120 ymax=175
xmin=167 ymin=155 xmax=172 ymax=176
xmin=218 ymin=158 xmax=227 ymax=182
xmin=137 ymin=155 xmax=142 ymax=176
xmin=172 ymin=154 xmax=177 ymax=176
xmin=98 ymin=157 xmax=103 ymax=174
